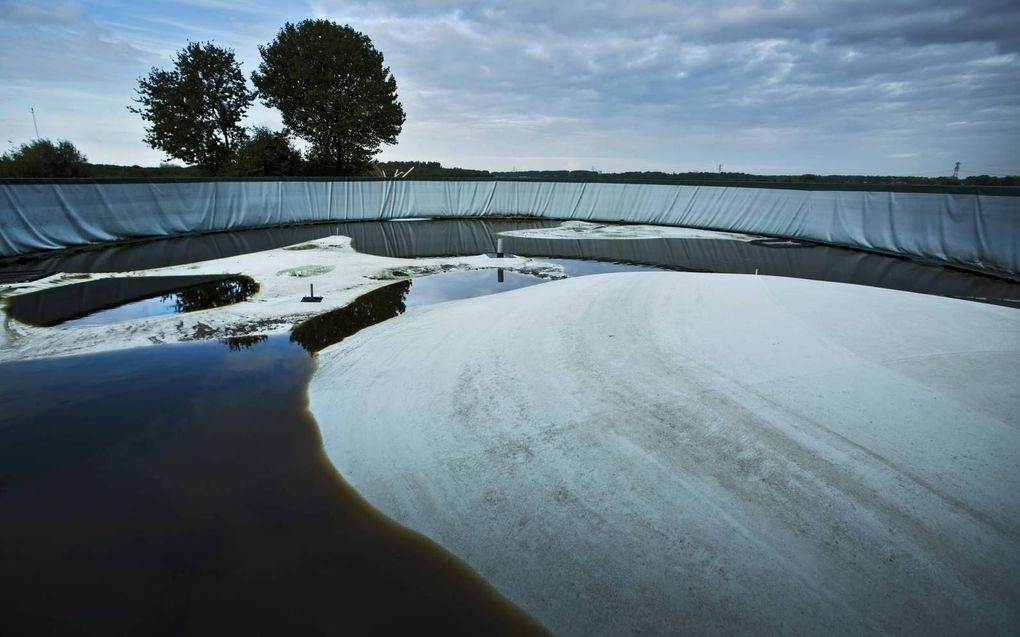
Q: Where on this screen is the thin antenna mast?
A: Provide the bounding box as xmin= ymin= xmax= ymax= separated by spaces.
xmin=30 ymin=108 xmax=40 ymax=139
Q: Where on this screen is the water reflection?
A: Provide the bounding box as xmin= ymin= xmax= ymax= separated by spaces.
xmin=168 ymin=277 xmax=259 ymax=313
xmin=291 ymin=280 xmax=410 ymax=353
xmin=540 ymin=258 xmax=681 ymax=277
xmin=290 ymin=270 xmax=553 ymax=353
xmin=6 ymin=275 xmax=259 ymax=327
xmin=222 ymin=334 xmax=269 ymax=351
xmin=403 ymin=270 xmax=548 ymax=309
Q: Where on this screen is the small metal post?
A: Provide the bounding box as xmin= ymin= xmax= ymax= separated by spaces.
xmin=301 ymin=283 xmax=322 ymax=302
xmin=496 ymin=238 xmax=504 ymax=258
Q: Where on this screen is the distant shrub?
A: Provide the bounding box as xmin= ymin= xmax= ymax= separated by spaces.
xmin=222 ymin=127 xmax=303 ymax=177
xmin=0 ymin=139 xmax=90 ymax=178
xmin=88 ymin=163 xmax=205 ymax=178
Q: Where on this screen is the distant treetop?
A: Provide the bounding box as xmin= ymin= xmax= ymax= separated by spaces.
xmin=0 ymin=139 xmax=89 ymax=178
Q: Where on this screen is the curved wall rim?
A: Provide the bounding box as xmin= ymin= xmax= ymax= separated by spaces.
xmin=1 ymin=179 xmax=1017 ymax=277
xmin=4 ymin=175 xmax=1018 ymax=197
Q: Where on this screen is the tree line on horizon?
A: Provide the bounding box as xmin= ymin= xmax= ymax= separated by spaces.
xmin=2 ymin=146 xmax=1015 ymax=186
xmin=0 ymin=137 xmax=1014 ymax=184
xmin=487 ymin=170 xmax=1020 ymax=187
xmin=0 ymin=147 xmax=491 ymax=179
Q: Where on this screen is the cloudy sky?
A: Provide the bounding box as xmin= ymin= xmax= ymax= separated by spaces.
xmin=1 ymin=0 xmax=1018 ymax=175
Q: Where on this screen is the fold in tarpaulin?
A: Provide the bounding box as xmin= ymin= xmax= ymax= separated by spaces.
xmin=1 ymin=179 xmax=1017 ymax=277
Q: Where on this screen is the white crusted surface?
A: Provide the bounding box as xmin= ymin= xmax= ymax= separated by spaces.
xmin=309 ymin=272 xmax=1020 ymax=636
xmin=499 ymin=219 xmax=761 ymax=240
xmin=0 ymin=235 xmax=564 ymax=362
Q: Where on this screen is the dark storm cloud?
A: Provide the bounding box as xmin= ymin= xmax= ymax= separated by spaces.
xmin=1 ymin=0 xmax=1017 ymax=172
xmin=308 ymin=0 xmax=1019 ymax=172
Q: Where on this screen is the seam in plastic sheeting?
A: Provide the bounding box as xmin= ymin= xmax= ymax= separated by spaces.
xmin=0 ymin=180 xmax=1017 ymax=277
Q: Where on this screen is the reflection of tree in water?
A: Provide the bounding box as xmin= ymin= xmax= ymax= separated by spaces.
xmin=290 ymin=280 xmax=410 ymax=354
xmin=221 ymin=334 xmax=268 ymax=351
xmin=162 ymin=277 xmax=259 ymax=313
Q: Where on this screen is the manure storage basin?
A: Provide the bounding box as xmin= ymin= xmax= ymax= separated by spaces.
xmin=1 ymin=178 xmax=1018 ymax=636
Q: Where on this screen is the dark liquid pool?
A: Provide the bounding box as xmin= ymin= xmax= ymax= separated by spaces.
xmin=6 ymin=275 xmax=259 ymax=327
xmin=0 ymin=331 xmax=546 ymax=636
xmin=2 ymin=218 xmax=1019 ymax=634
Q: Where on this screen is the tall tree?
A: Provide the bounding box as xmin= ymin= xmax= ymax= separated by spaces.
xmin=252 ymin=20 xmax=405 ymax=176
xmin=130 ymin=42 xmax=254 ymax=174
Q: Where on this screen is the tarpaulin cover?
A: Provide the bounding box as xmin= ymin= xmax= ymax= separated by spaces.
xmin=1 ymin=179 xmax=1017 ymax=276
